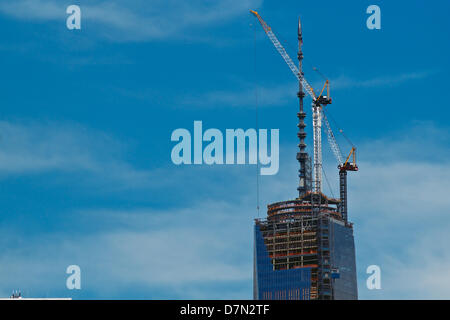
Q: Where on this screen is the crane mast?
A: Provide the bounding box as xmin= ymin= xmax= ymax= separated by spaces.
xmin=312 ymin=104 xmax=322 ymax=193
xmin=322 ymin=110 xmax=358 ymax=222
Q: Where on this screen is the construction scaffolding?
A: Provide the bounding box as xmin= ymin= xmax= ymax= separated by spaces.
xmin=255 ymin=191 xmax=355 ymax=300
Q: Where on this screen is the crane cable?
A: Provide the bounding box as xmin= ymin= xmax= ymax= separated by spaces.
xmin=311 ymin=66 xmax=355 ymax=149
xmin=253 ymin=22 xmax=260 ymax=218
xmin=322 ymin=167 xmax=335 ymax=199
xmin=323 ymin=108 xmax=355 ymax=148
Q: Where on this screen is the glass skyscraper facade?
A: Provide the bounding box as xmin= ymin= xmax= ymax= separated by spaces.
xmin=254 ymin=224 xmax=311 ymax=300
xmin=253 ymin=194 xmax=358 ymax=300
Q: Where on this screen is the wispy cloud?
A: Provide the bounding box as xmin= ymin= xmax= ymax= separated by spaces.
xmin=0 ymin=119 xmax=449 ymax=299
xmin=329 ymin=70 xmax=436 ymax=90
xmin=0 ymin=120 xmax=259 ymax=200
xmin=0 ymin=0 xmax=61 ymax=20
xmin=0 ymin=120 xmax=154 ymax=189
xmin=377 ymin=228 xmax=450 ymax=299
xmin=0 ymin=201 xmax=254 ymax=299
xmin=346 ymin=123 xmax=450 ymax=299
xmin=274 ymin=123 xmax=450 ymax=299
xmin=179 ymin=70 xmax=434 ymax=109
xmin=0 ymin=0 xmax=262 ymax=42
xmin=182 ymin=83 xmax=296 ymax=108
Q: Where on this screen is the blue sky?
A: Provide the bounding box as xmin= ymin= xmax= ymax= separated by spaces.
xmin=0 ymin=0 xmax=449 ymax=299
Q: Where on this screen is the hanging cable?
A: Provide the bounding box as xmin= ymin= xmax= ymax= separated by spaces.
xmin=323 ymin=108 xmax=355 ymax=147
xmin=322 ymin=167 xmax=335 ymax=199
xmin=252 ymin=22 xmax=260 ymax=218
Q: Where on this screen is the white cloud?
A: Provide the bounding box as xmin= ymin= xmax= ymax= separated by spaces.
xmin=0 ymin=120 xmax=155 ymax=189
xmin=328 ymin=70 xmax=435 ymax=90
xmin=182 ymin=83 xmax=297 ymax=108
xmin=375 ymin=226 xmax=450 ymax=299
xmin=347 ymin=124 xmax=450 ymax=299
xmin=0 ymin=201 xmax=254 ymax=299
xmin=0 ymin=120 xmax=449 ymax=299
xmin=180 ymin=70 xmax=434 ymax=109
xmin=0 ymin=0 xmax=61 ymax=20
xmin=0 ymin=0 xmax=262 ymax=42
xmin=0 ymin=119 xmax=265 ymax=200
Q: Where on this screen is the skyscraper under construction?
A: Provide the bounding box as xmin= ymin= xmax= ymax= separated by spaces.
xmin=252 ymin=13 xmax=358 ymax=300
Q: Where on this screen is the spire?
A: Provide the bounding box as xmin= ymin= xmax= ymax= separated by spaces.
xmin=296 ymin=16 xmax=310 ymax=197
xmin=298 ymin=17 xmax=302 ymax=43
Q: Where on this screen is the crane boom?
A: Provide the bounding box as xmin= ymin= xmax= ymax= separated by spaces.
xmin=322 ymin=109 xmax=358 ymax=170
xmin=323 ymin=110 xmax=358 ymax=223
xmin=250 ymin=10 xmax=316 ymax=100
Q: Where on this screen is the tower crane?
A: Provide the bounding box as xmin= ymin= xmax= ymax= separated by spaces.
xmin=251 ymin=10 xmax=358 ymax=222
xmin=315 ymin=67 xmax=358 ymax=222
xmin=250 ymin=10 xmax=331 ymax=194
xmin=322 ymin=110 xmax=358 ymax=222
